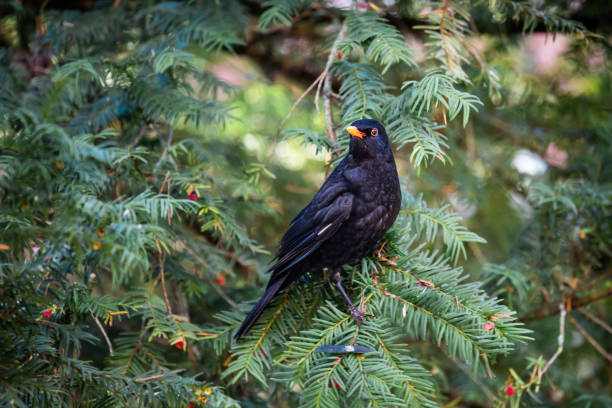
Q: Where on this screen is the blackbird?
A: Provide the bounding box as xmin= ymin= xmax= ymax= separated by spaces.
xmin=235 ymin=119 xmax=401 ymax=340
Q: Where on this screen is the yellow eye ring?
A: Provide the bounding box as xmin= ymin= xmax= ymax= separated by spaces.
xmin=371 ymin=128 xmax=378 ymax=137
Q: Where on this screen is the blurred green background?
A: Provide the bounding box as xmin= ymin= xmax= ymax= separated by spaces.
xmin=1 ymin=1 xmax=610 ymax=407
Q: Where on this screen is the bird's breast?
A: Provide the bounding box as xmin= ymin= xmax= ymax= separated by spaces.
xmin=344 ymin=160 xmax=400 ymax=211
xmin=316 ymin=159 xmax=401 ymax=267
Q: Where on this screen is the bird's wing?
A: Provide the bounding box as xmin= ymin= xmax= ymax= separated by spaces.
xmin=268 ymin=187 xmax=354 ymax=284
xmin=234 ymin=167 xmax=352 ymax=340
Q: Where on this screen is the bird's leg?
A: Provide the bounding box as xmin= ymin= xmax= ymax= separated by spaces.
xmin=330 ymin=269 xmax=370 ymax=327
xmin=375 ymin=240 xmax=399 ymax=265
xmin=375 ymin=240 xmax=388 ymax=259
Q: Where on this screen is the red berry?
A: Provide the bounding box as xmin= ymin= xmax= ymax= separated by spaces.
xmin=331 ymin=380 xmax=340 ymax=388
xmin=175 ymin=340 xmax=186 ymax=350
xmin=215 ymin=274 xmax=226 ymax=286
xmin=505 ymin=385 xmax=515 ymax=396
xmin=482 ymin=321 xmax=495 ymax=330
xmin=42 ymin=309 xmax=52 ymax=319
xmin=337 ymin=52 xmax=342 ymax=59
xmin=188 ymin=191 xmax=198 ymax=200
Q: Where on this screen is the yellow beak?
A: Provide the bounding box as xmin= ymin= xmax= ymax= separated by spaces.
xmin=346 ymin=126 xmax=366 ymax=139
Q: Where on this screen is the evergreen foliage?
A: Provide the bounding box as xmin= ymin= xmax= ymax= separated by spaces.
xmin=0 ymin=1 xmax=609 ymax=407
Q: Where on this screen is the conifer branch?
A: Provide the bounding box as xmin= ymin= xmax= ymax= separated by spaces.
xmin=91 ymin=312 xmax=114 ymax=355
xmin=567 ymin=314 xmax=612 ymax=363
xmin=578 ymin=308 xmax=612 ymax=334
xmin=522 ymin=288 xmax=612 ymax=322
xmin=155 ymin=124 xmax=175 ymax=171
xmin=2 ymin=1 xmax=604 ymax=406
xmin=156 ymin=242 xmax=173 ymax=316
xmin=133 ymin=369 xmax=184 ymax=383
xmin=322 ymin=22 xmax=347 ymax=145
xmin=266 ymin=71 xmax=326 ymax=165
xmin=537 ymin=302 xmax=566 ymax=390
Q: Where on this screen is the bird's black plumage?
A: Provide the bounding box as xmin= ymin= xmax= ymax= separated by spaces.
xmin=234 ymin=119 xmax=401 ymax=339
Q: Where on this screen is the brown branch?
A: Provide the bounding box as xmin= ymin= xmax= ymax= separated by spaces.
xmin=450 ymin=357 xmax=497 ymax=402
xmin=445 ymin=191 xmax=486 ymax=264
xmin=157 ymin=171 xmax=172 ymax=225
xmin=130 ymin=123 xmax=148 ymax=148
xmin=123 ymin=319 xmax=146 ymax=375
xmin=535 ymin=302 xmax=566 ymax=391
xmin=205 ymin=275 xmax=238 ymax=308
xmin=568 ymin=314 xmax=612 ymax=363
xmin=318 ymin=22 xmax=347 ymax=145
xmin=133 ymin=369 xmax=183 ymax=383
xmin=196 ymin=233 xmax=254 ymax=271
xmin=155 ymin=240 xmax=173 ymax=316
xmin=91 ymin=312 xmax=113 ymax=355
xmin=159 ymin=257 xmax=172 ymax=315
xmin=155 ymin=124 xmax=175 ymax=171
xmin=178 ymin=239 xmax=238 ymax=308
xmin=581 ymin=269 xmax=612 ymax=291
xmin=265 ymin=71 xmax=326 ymax=165
xmin=521 ymin=287 xmax=612 ymax=322
xmin=579 ymin=307 xmax=612 ymax=334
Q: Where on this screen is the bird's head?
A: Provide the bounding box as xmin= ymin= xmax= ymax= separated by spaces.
xmin=345 ymin=119 xmax=391 ymax=160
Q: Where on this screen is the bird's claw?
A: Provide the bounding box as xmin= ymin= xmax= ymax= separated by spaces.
xmin=349 ymin=307 xmax=375 ymax=328
xmin=375 ymin=240 xmax=388 ymax=258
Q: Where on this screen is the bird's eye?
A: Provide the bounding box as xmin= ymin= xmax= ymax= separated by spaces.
xmin=371 ymin=128 xmax=378 ymax=137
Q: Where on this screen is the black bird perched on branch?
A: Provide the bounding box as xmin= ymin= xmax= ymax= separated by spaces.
xmin=235 ymin=119 xmax=401 ymax=340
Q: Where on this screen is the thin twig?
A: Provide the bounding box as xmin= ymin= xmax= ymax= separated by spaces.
xmin=330 ymin=91 xmax=343 ymax=100
xmin=36 ymin=0 xmax=49 ymax=34
xmin=130 ymin=123 xmax=147 ymax=148
xmin=452 ymin=357 xmax=497 ymax=401
xmin=158 ymin=170 xmax=171 ymax=194
xmin=166 ymin=173 xmax=171 ymax=225
xmin=206 ymin=275 xmax=238 ymax=308
xmin=91 ymin=312 xmax=113 ymax=355
xmin=133 ymin=369 xmax=183 ymax=383
xmin=265 ymin=71 xmax=326 ymax=165
xmin=162 ymin=124 xmax=174 ymax=161
xmin=568 ymin=314 xmax=612 ymax=363
xmin=579 ymin=307 xmax=612 ymax=334
xmin=318 ymin=22 xmax=347 ymax=145
xmin=160 ymin=257 xmax=172 ymax=315
xmin=201 ymin=237 xmax=252 ymax=269
xmin=154 ymin=124 xmax=174 ymax=171
xmin=178 ymin=239 xmax=238 ymax=308
xmin=467 ymin=241 xmax=486 ymax=264
xmin=536 ymin=302 xmax=566 ymax=391
xmin=522 ymin=287 xmax=612 ymax=322
xmin=124 ymin=319 xmax=146 ymax=375
xmin=254 ymin=10 xmax=312 ymax=35
xmin=155 ymin=241 xmax=173 ymax=315
xmin=157 ymin=170 xmax=172 ymax=225
xmin=581 ymin=269 xmax=612 ymax=291
xmin=446 ymin=196 xmax=486 ymax=264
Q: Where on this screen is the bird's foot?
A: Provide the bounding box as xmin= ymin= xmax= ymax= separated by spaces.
xmin=349 ymin=306 xmax=375 ymax=328
xmin=330 ymin=269 xmax=375 ymax=328
xmin=377 ymin=255 xmax=399 ymax=265
xmin=375 ymin=240 xmax=388 ymax=259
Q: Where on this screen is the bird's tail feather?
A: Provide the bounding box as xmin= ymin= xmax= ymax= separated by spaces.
xmin=234 ymin=278 xmax=285 ymax=340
